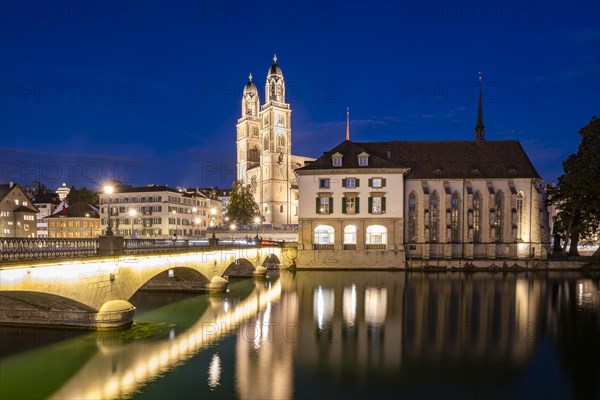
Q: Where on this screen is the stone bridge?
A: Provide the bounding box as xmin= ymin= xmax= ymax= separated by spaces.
xmin=0 ymin=246 xmax=296 ymax=329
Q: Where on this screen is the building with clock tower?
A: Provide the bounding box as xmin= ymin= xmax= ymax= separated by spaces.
xmin=236 ymin=55 xmax=314 ymax=227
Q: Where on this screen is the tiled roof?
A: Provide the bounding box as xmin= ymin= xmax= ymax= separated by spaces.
xmin=49 ymin=202 xmax=99 ymax=218
xmin=297 ymin=140 xmax=541 ymax=179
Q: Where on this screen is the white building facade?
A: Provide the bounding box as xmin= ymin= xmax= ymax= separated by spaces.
xmin=296 ymin=83 xmax=550 ymax=268
xmin=99 ymin=185 xmax=221 ymax=239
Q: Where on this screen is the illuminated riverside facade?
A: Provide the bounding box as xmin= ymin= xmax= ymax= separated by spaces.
xmin=296 ymin=81 xmax=551 ymax=267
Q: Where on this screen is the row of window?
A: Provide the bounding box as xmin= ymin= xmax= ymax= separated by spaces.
xmin=331 ymin=153 xmax=369 ymax=167
xmin=319 ymin=178 xmax=386 ymax=189
xmin=317 ymin=196 xmax=386 ymax=215
xmin=49 ymin=220 xmax=100 ymax=228
xmin=313 ymin=224 xmax=387 ymax=247
xmin=407 ymin=191 xmax=525 ymax=243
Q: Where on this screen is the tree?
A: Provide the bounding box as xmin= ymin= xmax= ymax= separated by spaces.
xmin=226 ymin=180 xmax=260 ymax=224
xmin=548 ymin=116 xmax=600 ymax=255
xmin=66 ymin=186 xmax=99 ymax=205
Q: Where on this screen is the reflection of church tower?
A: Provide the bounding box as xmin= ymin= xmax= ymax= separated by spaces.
xmin=236 ymin=55 xmax=293 ymax=227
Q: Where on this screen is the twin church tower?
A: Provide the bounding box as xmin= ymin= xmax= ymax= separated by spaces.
xmin=236 ymin=55 xmax=313 ymax=227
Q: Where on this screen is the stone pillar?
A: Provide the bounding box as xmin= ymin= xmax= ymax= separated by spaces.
xmin=98 ymin=236 xmax=124 ymax=256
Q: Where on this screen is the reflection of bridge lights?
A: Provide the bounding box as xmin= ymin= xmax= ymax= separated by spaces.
xmin=224 ymin=300 xmax=229 ymax=313
xmin=169 ymin=328 xmax=175 ymax=340
xmin=49 ymin=280 xmax=282 ymax=400
xmin=208 ymin=354 xmax=221 ymax=390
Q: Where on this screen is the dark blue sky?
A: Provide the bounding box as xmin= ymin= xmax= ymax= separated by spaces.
xmin=1 ymin=1 xmax=599 ymax=190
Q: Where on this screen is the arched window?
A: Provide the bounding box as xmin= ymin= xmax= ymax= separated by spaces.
xmin=344 ymin=225 xmax=357 ymax=245
xmin=473 ymin=191 xmax=481 ymax=243
xmin=247 ymin=146 xmax=259 ymax=163
xmin=429 ymin=192 xmax=439 ymax=242
xmin=494 ymin=191 xmax=503 ymax=242
xmin=408 ymin=192 xmax=417 ymax=242
xmin=277 ymin=135 xmax=285 ymax=153
xmin=451 ymin=192 xmax=460 ymax=242
xmin=366 ymin=225 xmax=387 ymax=249
xmin=516 ymin=192 xmax=524 ymax=240
xmin=314 ymin=225 xmax=335 ymax=245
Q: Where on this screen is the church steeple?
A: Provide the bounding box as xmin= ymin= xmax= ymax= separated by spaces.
xmin=475 ymin=71 xmax=485 ymax=142
xmin=346 ymin=107 xmax=350 ymax=141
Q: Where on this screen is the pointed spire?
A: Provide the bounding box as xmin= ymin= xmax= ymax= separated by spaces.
xmin=249 ymin=73 xmax=253 ymax=82
xmin=273 ymin=54 xmax=277 ymax=64
xmin=346 ymin=107 xmax=350 ymax=141
xmin=475 ymin=71 xmax=485 ymax=142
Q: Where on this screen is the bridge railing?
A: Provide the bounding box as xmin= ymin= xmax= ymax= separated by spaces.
xmin=0 ymin=238 xmax=99 ymax=262
xmin=123 ymin=238 xmax=264 ymax=255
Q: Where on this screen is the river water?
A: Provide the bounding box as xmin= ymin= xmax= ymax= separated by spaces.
xmin=1 ymin=270 xmax=599 ymax=400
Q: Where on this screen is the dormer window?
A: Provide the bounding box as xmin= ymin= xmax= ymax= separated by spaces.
xmin=358 ymin=152 xmax=369 ymax=167
xmin=332 ymin=152 xmax=343 ymax=167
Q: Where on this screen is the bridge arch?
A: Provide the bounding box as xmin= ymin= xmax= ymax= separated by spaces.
xmin=0 ymin=247 xmax=289 ymax=329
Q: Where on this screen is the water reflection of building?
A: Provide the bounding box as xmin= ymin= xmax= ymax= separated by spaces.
xmin=280 ymin=271 xmax=547 ymax=377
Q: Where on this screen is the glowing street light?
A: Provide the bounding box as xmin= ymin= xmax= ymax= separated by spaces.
xmin=172 ymin=209 xmax=177 ymax=240
xmin=104 ymin=185 xmax=114 ymax=236
xmin=129 ymin=208 xmax=137 ymax=238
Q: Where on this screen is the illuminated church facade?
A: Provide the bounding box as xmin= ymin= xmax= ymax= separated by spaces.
xmin=295 ymin=75 xmax=551 ymax=268
xmin=236 ymin=55 xmax=313 ymax=227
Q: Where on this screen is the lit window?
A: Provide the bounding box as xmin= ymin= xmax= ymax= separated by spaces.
xmin=473 ymin=192 xmax=481 ymax=243
xmin=317 ymin=197 xmax=332 ymax=214
xmin=366 ymin=225 xmax=387 ymax=246
xmin=14 ymin=199 xmax=19 ymax=205
xmin=451 ymin=192 xmax=460 ymax=242
xmin=344 ymin=225 xmax=357 ymax=244
xmin=370 ymin=178 xmax=385 ymax=188
xmin=343 ymin=196 xmax=359 ymax=214
xmin=369 ymin=196 xmax=386 ymax=214
xmin=429 ymin=192 xmax=439 ymax=242
xmin=314 ymin=225 xmax=335 ymax=244
xmin=516 ymin=192 xmax=524 ymax=240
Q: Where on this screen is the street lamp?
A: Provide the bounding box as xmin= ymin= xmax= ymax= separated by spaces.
xmin=230 ymin=223 xmax=236 ymax=241
xmin=129 ymin=209 xmax=137 ymax=238
xmin=210 ymin=208 xmax=217 ymax=240
xmin=194 ymin=217 xmax=201 ymax=238
xmin=104 ymin=185 xmax=114 ymax=236
xmin=172 ymin=209 xmax=177 ymax=240
xmin=192 ymin=207 xmax=197 ymax=237
xmin=254 ymin=216 xmax=260 ymax=240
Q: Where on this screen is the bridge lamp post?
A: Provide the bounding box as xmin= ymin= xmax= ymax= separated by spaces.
xmin=172 ymin=209 xmax=177 ymax=240
xmin=194 ymin=217 xmax=201 ymax=238
xmin=104 ymin=185 xmax=114 ymax=236
xmin=254 ymin=216 xmax=260 ymax=241
xmin=129 ymin=209 xmax=136 ymax=238
xmin=230 ymin=223 xmax=236 ymax=241
xmin=192 ymin=207 xmax=197 ymax=237
xmin=210 ymin=208 xmax=217 ymax=240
